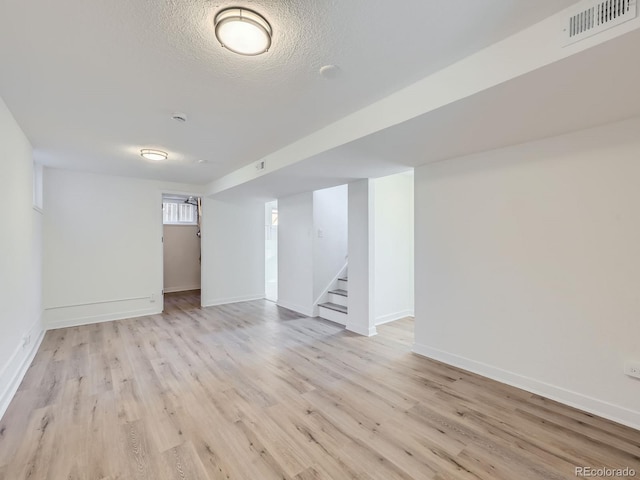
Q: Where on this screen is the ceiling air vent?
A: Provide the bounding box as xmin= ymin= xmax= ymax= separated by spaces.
xmin=563 ymin=0 xmax=637 ymax=45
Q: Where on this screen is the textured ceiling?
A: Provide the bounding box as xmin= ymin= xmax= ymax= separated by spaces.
xmin=213 ymin=26 xmax=640 ymax=202
xmin=0 ymin=0 xmax=577 ymax=183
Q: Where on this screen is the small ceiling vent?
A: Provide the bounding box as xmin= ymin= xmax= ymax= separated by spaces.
xmin=563 ymin=0 xmax=637 ymax=45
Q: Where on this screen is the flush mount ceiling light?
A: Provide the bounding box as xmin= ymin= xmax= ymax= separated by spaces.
xmin=214 ymin=7 xmax=272 ymax=56
xmin=140 ymin=149 xmax=168 ymax=161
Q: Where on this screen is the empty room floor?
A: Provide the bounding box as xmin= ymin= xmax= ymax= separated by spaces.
xmin=0 ymin=292 xmax=638 ymax=479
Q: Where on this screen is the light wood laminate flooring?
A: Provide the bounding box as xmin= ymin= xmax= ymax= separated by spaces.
xmin=0 ymin=291 xmax=638 ymax=479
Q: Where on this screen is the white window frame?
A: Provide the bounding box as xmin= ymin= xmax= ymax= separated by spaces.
xmin=163 ymin=200 xmax=198 ymax=225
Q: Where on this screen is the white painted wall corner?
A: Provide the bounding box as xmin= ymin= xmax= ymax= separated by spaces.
xmin=346 ymin=324 xmax=378 ymax=337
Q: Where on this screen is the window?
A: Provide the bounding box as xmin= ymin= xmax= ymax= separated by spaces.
xmin=163 ymin=201 xmax=198 ymax=225
xmin=271 ymin=208 xmax=278 ymax=226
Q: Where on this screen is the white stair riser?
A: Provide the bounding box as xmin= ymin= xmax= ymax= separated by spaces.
xmin=318 ymin=307 xmax=347 ymax=326
xmin=338 ymin=279 xmax=348 ymax=291
xmin=328 ymin=293 xmax=347 ymax=307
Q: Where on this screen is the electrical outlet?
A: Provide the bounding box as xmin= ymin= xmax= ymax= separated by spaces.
xmin=624 ymin=361 xmax=640 ymax=379
xmin=150 ymin=293 xmax=156 ymax=303
xmin=22 ymin=334 xmax=31 ymax=348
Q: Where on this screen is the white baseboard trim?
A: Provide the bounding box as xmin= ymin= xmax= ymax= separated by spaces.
xmin=0 ymin=328 xmax=45 ymax=421
xmin=346 ymin=323 xmax=377 ymax=337
xmin=376 ymin=310 xmax=414 ymax=326
xmin=45 ymin=306 xmax=161 ymax=330
xmin=202 ymin=294 xmax=265 ymax=308
xmin=164 ymin=285 xmax=201 ymax=294
xmin=276 ymin=300 xmax=313 ymax=317
xmin=412 ymin=343 xmax=640 ymax=432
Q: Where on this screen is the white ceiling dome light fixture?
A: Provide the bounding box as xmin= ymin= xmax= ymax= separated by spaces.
xmin=140 ymin=149 xmax=168 ymax=161
xmin=214 ymin=7 xmax=272 ymax=56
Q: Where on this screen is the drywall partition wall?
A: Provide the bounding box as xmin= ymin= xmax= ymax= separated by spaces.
xmin=373 ymin=172 xmax=414 ymax=325
xmin=347 ymin=179 xmax=376 ymax=337
xmin=0 ymin=98 xmax=43 ymax=419
xmin=43 ymin=168 xmax=202 ymax=328
xmin=163 ymin=225 xmax=201 ymax=293
xmin=277 ymin=192 xmax=314 ymax=316
xmin=414 ymin=116 xmax=640 ymax=430
xmin=312 ymin=185 xmax=348 ymax=302
xmin=200 ymin=197 xmax=265 ymax=306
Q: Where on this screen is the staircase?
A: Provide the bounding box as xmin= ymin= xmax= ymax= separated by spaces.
xmin=318 ymin=276 xmax=348 ymax=326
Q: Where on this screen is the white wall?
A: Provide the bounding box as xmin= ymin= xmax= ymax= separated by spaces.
xmin=201 ymin=198 xmax=265 ymax=306
xmin=0 ymin=98 xmax=43 ymax=419
xmin=313 ymin=185 xmax=348 ymax=301
xmin=277 ymin=192 xmax=314 ymax=315
xmin=163 ymin=225 xmax=201 ymax=293
xmin=43 ymin=168 xmax=202 ymax=328
xmin=374 ymin=173 xmax=414 ymax=325
xmin=414 ymin=116 xmax=640 ymax=430
xmin=346 ymin=179 xmax=376 ymax=336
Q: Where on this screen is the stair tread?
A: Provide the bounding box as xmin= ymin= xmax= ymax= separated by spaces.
xmin=329 ymin=289 xmax=348 ymax=297
xmin=318 ymin=302 xmax=348 ymax=314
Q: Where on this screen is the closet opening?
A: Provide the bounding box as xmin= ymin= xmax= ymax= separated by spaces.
xmin=161 ymin=194 xmax=202 ymax=310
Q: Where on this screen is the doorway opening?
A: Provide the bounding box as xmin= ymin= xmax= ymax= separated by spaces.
xmin=265 ymin=200 xmax=278 ymax=302
xmin=162 ymin=194 xmax=202 ymax=310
